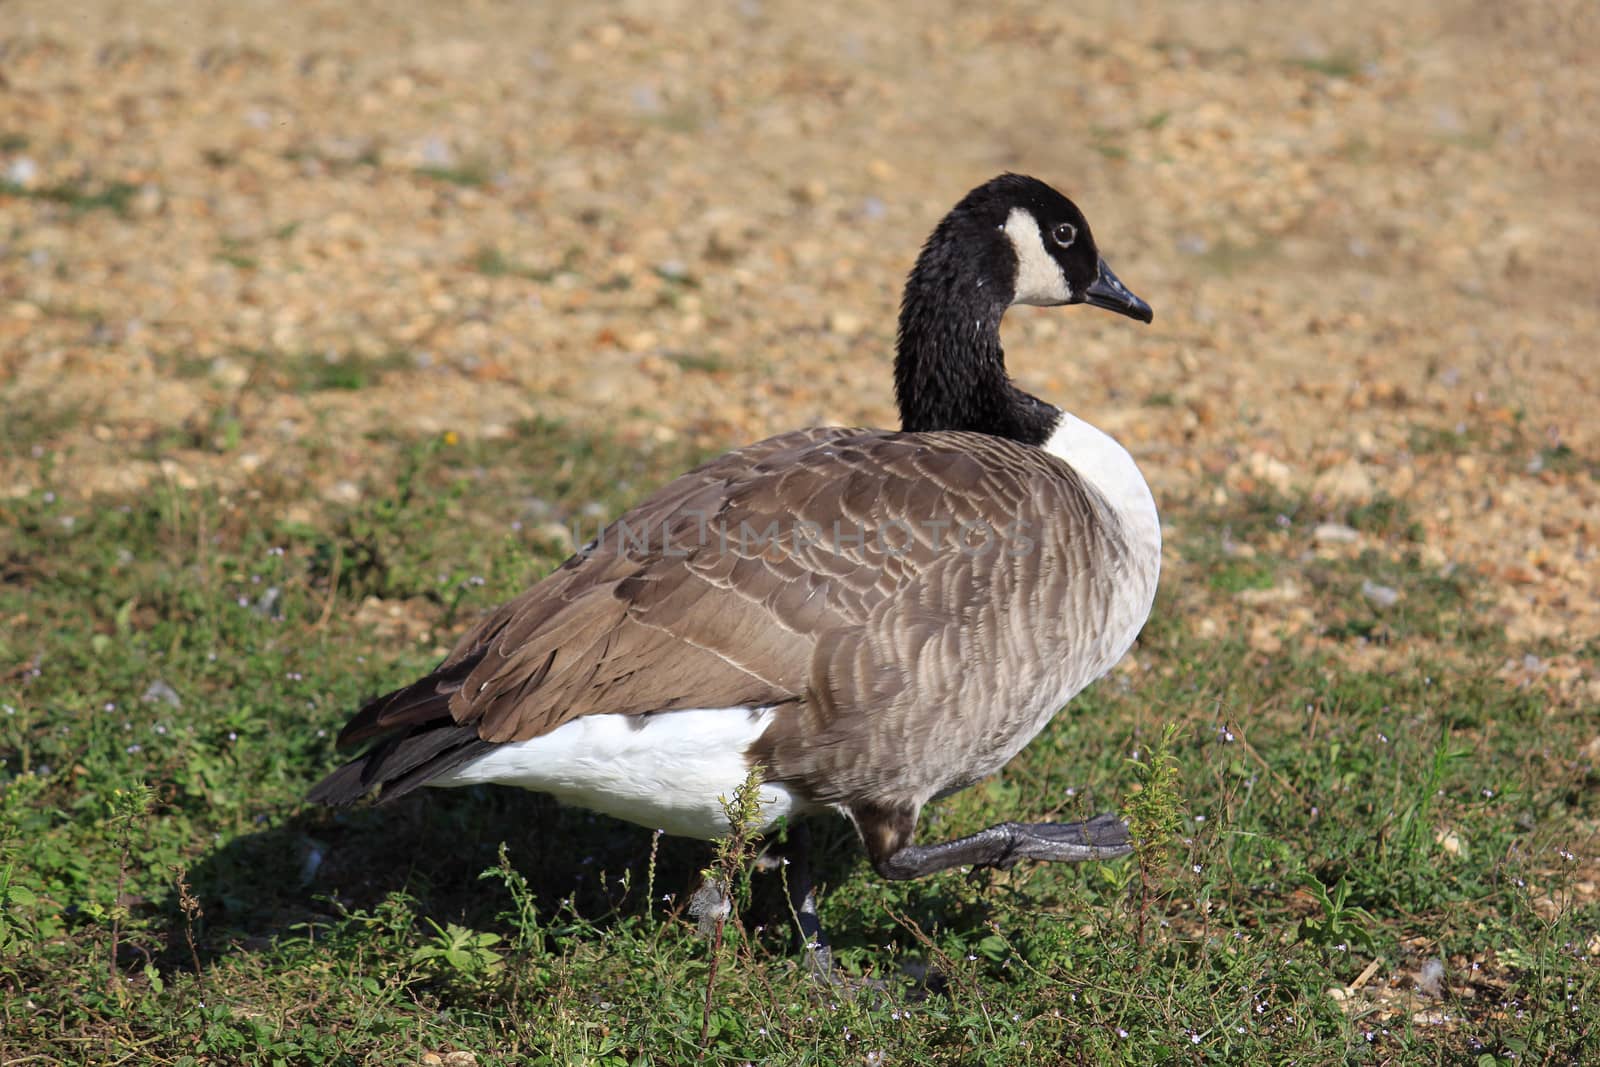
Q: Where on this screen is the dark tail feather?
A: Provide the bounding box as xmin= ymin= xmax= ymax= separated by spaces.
xmin=335 ymin=655 xmax=481 ymax=748
xmin=306 ymin=756 xmax=381 ymax=807
xmin=309 ymin=656 xmax=494 ymax=807
xmin=308 ymin=722 xmax=492 ymax=807
xmin=367 ymin=728 xmax=493 ymax=801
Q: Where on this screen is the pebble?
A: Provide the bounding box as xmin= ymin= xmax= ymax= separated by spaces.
xmin=1313 ymin=522 xmax=1360 ymax=544
xmin=5 ymin=157 xmax=39 ymax=187
xmin=130 ymin=184 xmax=166 ymax=218
xmin=1360 ymin=579 xmax=1400 ymax=609
xmin=791 ymin=179 xmax=827 ymax=205
xmin=1238 ymin=579 xmax=1300 ymax=605
xmin=209 ymin=356 xmax=251 ymax=389
xmin=323 ymin=480 xmax=362 ymax=504
xmin=827 ymin=311 xmax=864 ymax=338
xmin=141 ymin=679 xmax=183 ymax=708
xmin=536 ymin=521 xmax=576 ymax=554
xmin=1314 ymin=461 xmax=1376 ymax=505
xmin=1242 ymin=452 xmax=1294 ymax=493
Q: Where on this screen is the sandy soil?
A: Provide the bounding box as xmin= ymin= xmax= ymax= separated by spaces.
xmin=3 ymin=0 xmax=1597 ymax=661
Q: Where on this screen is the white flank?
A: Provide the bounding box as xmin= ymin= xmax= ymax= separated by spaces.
xmin=1003 ymin=206 xmax=1072 ymax=306
xmin=427 ymin=706 xmax=808 ymax=840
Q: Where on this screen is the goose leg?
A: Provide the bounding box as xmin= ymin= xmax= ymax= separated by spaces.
xmin=852 ymin=804 xmax=1132 ymax=881
xmin=762 ymin=822 xmax=833 ymax=978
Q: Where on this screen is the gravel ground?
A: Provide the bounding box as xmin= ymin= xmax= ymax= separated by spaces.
xmin=3 ymin=0 xmax=1597 ymax=666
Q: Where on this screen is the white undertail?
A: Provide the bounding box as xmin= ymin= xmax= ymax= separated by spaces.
xmin=428 ymin=705 xmax=810 ymax=839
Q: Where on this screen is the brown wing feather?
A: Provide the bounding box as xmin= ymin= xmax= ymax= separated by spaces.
xmin=321 ymin=426 xmax=1116 ymax=806
xmin=331 ymin=427 xmax=857 ymax=750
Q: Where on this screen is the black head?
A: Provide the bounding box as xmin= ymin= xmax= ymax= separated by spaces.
xmin=926 ymin=173 xmax=1152 ymax=322
xmin=895 ymin=174 xmax=1152 ymax=441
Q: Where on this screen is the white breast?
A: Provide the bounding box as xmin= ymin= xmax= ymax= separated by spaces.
xmin=1050 ymin=412 xmax=1161 ymax=651
xmin=1042 ymin=412 xmax=1161 ymax=553
xmin=427 ymin=706 xmax=810 ymax=840
xmin=1033 ymin=412 xmax=1162 ymax=726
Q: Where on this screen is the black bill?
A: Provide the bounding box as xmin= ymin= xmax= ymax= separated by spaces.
xmin=1082 ymin=259 xmax=1153 ymax=323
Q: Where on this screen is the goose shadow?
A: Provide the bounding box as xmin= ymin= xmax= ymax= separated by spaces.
xmin=153 ymin=787 xmax=709 ymax=969
xmin=153 ymin=789 xmax=1000 ymax=984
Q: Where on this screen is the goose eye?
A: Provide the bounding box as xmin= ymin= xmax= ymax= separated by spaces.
xmin=1050 ymin=222 xmax=1077 ymax=248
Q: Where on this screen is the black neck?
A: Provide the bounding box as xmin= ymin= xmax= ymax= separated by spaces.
xmin=893 ymin=267 xmax=1060 ymax=448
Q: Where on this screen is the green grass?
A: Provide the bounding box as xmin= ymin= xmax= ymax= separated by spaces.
xmin=1530 ymin=443 xmax=1598 ymax=480
xmin=0 ymin=177 xmax=140 ymax=217
xmin=1409 ymin=423 xmax=1487 ymax=456
xmin=1289 ymin=52 xmax=1364 ymax=79
xmin=169 ymin=347 xmax=420 ymax=396
xmin=666 ymin=352 xmax=729 ymax=375
xmin=415 ymin=162 xmax=494 ymax=188
xmin=1 ymin=423 xmax=1596 ymax=1065
xmin=217 ymin=236 xmax=261 ymax=271
xmin=1408 ymin=419 xmax=1596 ymax=482
xmin=467 ymin=245 xmax=578 ymax=284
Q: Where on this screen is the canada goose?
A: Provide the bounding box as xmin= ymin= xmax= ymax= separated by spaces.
xmin=310 ymin=173 xmax=1158 ymax=963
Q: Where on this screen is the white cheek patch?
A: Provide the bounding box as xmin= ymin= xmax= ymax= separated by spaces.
xmin=1003 ymin=206 xmax=1073 ymax=307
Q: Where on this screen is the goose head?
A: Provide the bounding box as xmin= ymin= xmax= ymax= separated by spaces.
xmin=937 ymin=172 xmax=1152 ymax=320
xmin=895 ymin=174 xmax=1152 ymax=440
